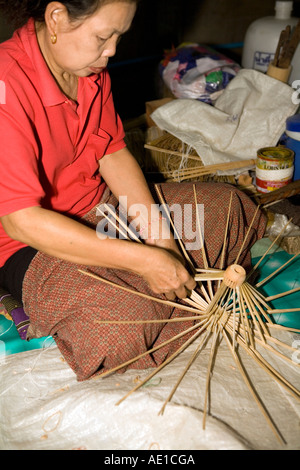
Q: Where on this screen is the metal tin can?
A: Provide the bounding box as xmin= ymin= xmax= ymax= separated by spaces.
xmin=256 ymin=147 xmax=294 ymax=193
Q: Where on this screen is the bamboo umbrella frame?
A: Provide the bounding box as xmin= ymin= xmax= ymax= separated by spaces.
xmin=79 ymin=184 xmax=300 ymax=445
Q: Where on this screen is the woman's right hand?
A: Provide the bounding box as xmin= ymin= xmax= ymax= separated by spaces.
xmin=138 ymin=245 xmax=196 ymax=301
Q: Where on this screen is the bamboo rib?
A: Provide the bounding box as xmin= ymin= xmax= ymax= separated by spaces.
xmin=202 ymin=325 xmax=220 ymax=429
xmin=247 ymin=218 xmax=293 ymax=280
xmin=154 ymin=183 xmax=195 ymax=271
xmin=256 ymin=251 xmax=300 ymax=288
xmin=265 ymin=286 xmax=300 ymax=301
xmin=78 ymin=269 xmax=204 ymax=315
xmin=103 ymin=203 xmax=141 ymax=243
xmin=220 ymin=192 xmax=233 ymax=272
xmin=97 ymin=319 xmax=207 ymax=380
xmin=159 ymin=327 xmax=212 ymax=417
xmin=116 ymin=318 xmax=212 ymax=407
xmin=151 ymin=158 xmax=256 ymax=181
xmin=243 ymin=283 xmax=272 ymax=330
xmin=93 ymin=315 xmax=204 ymax=325
xmin=144 ymin=143 xmax=201 ymax=162
xmin=234 ymin=204 xmax=261 ymax=265
xmin=224 ymin=321 xmax=300 ymax=401
xmin=154 ymin=183 xmax=211 ymax=304
xmin=268 ymin=308 xmax=300 ymax=314
xmin=97 ymin=206 xmax=129 ymax=241
xmin=194 ymin=272 xmax=224 ymax=281
xmin=221 ymin=328 xmax=284 ymax=444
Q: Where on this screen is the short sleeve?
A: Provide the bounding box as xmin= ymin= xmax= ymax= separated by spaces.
xmin=0 ymin=77 xmax=45 ymax=217
xmin=97 ymin=70 xmax=126 ymax=157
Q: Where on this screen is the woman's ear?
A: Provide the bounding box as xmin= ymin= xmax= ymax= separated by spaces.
xmin=44 ymin=1 xmax=69 ymax=36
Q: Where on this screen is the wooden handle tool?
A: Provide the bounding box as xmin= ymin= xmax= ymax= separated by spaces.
xmin=278 ymin=19 xmax=300 ymax=68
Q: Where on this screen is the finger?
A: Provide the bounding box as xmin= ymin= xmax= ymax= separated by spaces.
xmin=175 ymin=285 xmax=191 ymax=300
xmin=164 ymin=291 xmax=177 ymax=301
xmin=185 ymin=276 xmax=197 ymax=291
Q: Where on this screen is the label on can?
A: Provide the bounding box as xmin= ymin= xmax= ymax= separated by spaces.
xmin=256 ymin=147 xmax=294 ymax=193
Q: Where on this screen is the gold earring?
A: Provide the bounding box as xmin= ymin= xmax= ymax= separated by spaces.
xmin=51 ymin=34 xmax=57 ymax=44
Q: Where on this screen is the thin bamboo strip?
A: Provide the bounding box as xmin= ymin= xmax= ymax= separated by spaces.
xmin=190 ymin=289 xmax=209 ymax=304
xmin=243 ymin=282 xmax=273 ymax=325
xmin=204 ymin=282 xmax=229 ymax=316
xmin=97 ymin=318 xmax=207 ymax=380
xmin=79 ymin=269 xmax=207 ymax=315
xmin=194 ymin=272 xmax=224 ymax=281
xmin=266 ymin=323 xmax=300 ymax=333
xmin=144 ymin=143 xmax=201 ymax=162
xmin=231 ymin=289 xmax=238 ymax=351
xmin=181 ymin=296 xmax=207 ymax=312
xmin=243 ymin=283 xmax=270 ymax=336
xmin=156 ymin=159 xmax=256 ymax=180
xmin=195 ymin=268 xmax=224 ymax=273
xmin=97 ymin=207 xmax=129 ymax=241
xmin=224 ymin=321 xmax=300 ymax=401
xmin=249 ymin=328 xmax=300 ymax=368
xmin=116 ymin=317 xmax=212 ymax=407
xmin=265 ymin=286 xmax=300 ymax=301
xmin=154 ymin=183 xmax=211 ymax=304
xmin=220 ymin=192 xmax=233 ymax=272
xmin=202 ymin=325 xmax=221 ymax=429
xmin=255 ymin=251 xmax=300 ymax=288
xmin=159 ymin=327 xmax=213 ymax=417
xmin=267 ymin=308 xmax=300 ymax=314
xmin=193 ymin=184 xmax=214 ymax=299
xmin=240 ymin=284 xmax=268 ymax=343
xmin=189 ymin=291 xmax=208 ymax=310
xmin=250 ymin=349 xmax=300 ymax=400
xmin=245 ymin=282 xmax=273 ymax=313
xmin=221 ymin=328 xmax=284 ymax=444
xmin=247 ymin=218 xmax=293 ymax=280
xmin=102 ymin=203 xmax=141 ymax=244
xmin=234 ymin=204 xmax=261 ymax=265
xmin=99 ymin=196 xmax=208 ymax=309
xmin=253 ymin=330 xmax=300 ymax=354
xmin=154 ymin=183 xmax=195 ymax=272
xmin=93 ymin=315 xmax=203 ymax=325
xmin=236 ymin=286 xmax=253 ymax=348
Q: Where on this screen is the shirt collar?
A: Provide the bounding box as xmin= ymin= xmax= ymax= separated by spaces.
xmin=19 ymin=18 xmax=100 ymax=107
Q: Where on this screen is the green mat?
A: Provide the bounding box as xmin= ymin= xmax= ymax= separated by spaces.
xmin=252 ymin=252 xmax=300 ymax=330
xmin=0 ymin=315 xmax=53 ymax=357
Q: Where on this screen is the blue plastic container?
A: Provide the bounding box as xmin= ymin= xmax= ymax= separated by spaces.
xmin=282 ymin=114 xmax=300 ymax=181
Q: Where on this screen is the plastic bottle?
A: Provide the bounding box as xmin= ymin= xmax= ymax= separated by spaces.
xmin=242 ymin=1 xmax=300 ymax=85
xmin=281 ymin=114 xmax=300 ymax=180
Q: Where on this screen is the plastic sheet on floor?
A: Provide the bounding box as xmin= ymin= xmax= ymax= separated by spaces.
xmin=0 ymin=328 xmax=299 ymax=450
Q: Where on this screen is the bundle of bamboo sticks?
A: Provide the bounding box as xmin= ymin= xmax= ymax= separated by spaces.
xmin=144 ymin=131 xmax=255 ymax=182
xmin=79 ymin=184 xmax=300 ymax=445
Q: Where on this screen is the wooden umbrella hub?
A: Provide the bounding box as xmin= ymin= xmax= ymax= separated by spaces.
xmin=223 ymin=264 xmax=246 ymax=288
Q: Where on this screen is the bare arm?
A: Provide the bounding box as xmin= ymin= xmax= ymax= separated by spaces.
xmin=1 ymin=147 xmax=196 ymax=298
xmin=99 ymin=147 xmax=196 ymax=298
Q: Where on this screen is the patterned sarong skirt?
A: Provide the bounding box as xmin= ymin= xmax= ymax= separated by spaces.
xmin=23 ymin=182 xmax=266 ymax=381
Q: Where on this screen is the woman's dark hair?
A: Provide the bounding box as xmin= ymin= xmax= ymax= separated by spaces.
xmin=0 ymin=0 xmax=138 ymax=28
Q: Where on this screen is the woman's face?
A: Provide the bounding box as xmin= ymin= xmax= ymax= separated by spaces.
xmin=46 ymin=2 xmax=137 ymax=77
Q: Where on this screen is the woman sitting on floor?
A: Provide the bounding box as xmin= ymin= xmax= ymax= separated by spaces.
xmin=0 ymin=0 xmax=266 ymax=380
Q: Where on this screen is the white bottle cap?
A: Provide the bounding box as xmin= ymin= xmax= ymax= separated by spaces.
xmin=275 ymin=1 xmax=293 ymax=20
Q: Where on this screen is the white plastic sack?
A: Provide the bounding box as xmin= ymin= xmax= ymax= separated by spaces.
xmin=152 ymin=69 xmax=298 ymax=172
xmin=0 ymin=329 xmax=299 ymax=450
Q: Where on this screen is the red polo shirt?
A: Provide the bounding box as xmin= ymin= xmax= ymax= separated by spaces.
xmin=0 ymin=19 xmax=126 ymax=267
